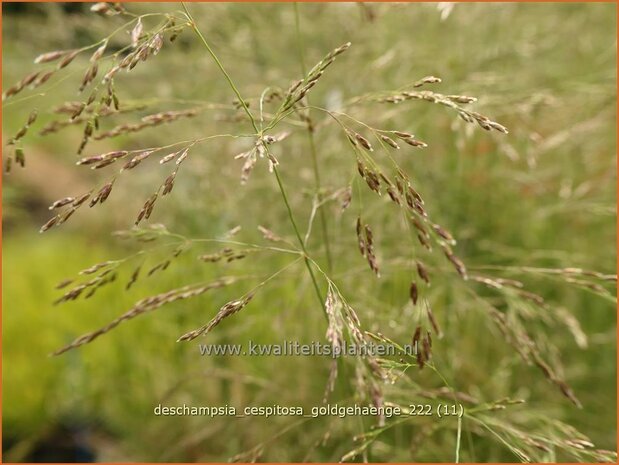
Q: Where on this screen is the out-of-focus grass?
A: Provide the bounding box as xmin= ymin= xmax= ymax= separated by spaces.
xmin=3 ymin=2 xmax=616 ymax=462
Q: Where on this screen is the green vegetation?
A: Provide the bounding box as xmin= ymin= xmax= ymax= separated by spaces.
xmin=3 ymin=3 xmax=616 ymax=462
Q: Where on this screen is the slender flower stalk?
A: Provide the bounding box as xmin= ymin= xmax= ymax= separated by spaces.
xmin=293 ymin=2 xmax=333 ymax=273
xmin=181 ymin=2 xmax=327 ymax=315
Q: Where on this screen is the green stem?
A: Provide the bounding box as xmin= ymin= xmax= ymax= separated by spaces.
xmin=182 ymin=2 xmax=257 ymax=134
xmin=307 ymin=133 xmax=333 ymax=271
xmin=293 ymin=3 xmax=333 ymax=273
xmin=274 ymin=166 xmax=327 ymax=316
xmin=182 ymin=2 xmax=326 ymax=315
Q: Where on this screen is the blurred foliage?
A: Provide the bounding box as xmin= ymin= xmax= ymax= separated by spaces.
xmin=2 ymin=2 xmax=616 ymax=462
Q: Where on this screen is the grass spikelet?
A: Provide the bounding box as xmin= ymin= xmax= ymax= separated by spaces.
xmin=363 ymin=223 xmax=380 ymax=277
xmin=135 ymin=193 xmax=159 ymax=225
xmin=258 ymin=225 xmax=282 ymax=242
xmin=126 ymin=265 xmax=141 ymax=290
xmin=442 ymin=245 xmax=468 ymax=279
xmin=425 ymin=302 xmax=442 ymax=337
xmin=379 ymin=134 xmax=400 ymax=149
xmin=39 ymin=215 xmax=60 ymax=233
xmin=354 ymin=132 xmax=373 ymax=151
xmin=355 ymin=217 xmax=366 ymax=257
xmin=57 ymin=50 xmax=80 ymax=69
xmin=123 ymin=149 xmax=156 ymax=170
xmin=34 ymin=50 xmax=69 ymax=64
xmin=409 ymin=281 xmax=419 ymax=305
xmin=7 ymin=110 xmax=37 ymax=145
xmin=413 ymin=75 xmax=442 ymax=87
xmin=52 ymin=278 xmax=235 ymax=355
xmin=161 ymin=171 xmax=177 ymax=195
xmin=416 ymin=261 xmax=430 ymax=284
xmin=177 ymin=292 xmax=254 ymax=342
xmin=89 ymin=181 xmax=114 ymax=207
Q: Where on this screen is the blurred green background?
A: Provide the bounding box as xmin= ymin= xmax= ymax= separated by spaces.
xmin=2 ymin=2 xmax=616 ymax=462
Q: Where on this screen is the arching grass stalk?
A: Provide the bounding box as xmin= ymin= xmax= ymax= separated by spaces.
xmin=293 ymin=2 xmax=333 ymax=273
xmin=272 ymin=165 xmax=327 ymax=316
xmin=181 ymin=3 xmax=256 ymax=132
xmin=181 ymin=2 xmax=327 ymax=316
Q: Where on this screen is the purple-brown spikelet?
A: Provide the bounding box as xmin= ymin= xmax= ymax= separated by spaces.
xmin=148 ymin=260 xmax=171 ymax=276
xmin=72 ymin=191 xmax=92 ymax=207
xmin=354 ymin=133 xmax=373 ymax=151
xmin=401 ymin=137 xmax=428 ymax=148
xmin=159 ymin=151 xmax=179 ymax=164
xmin=258 ymin=225 xmax=282 ymax=242
xmin=416 ymin=261 xmax=430 ymax=285
xmin=356 ymin=159 xmax=365 ymax=178
xmin=71 ymin=103 xmax=87 ymax=120
xmin=380 ymin=134 xmax=400 ymax=149
xmin=35 ymin=70 xmax=55 ymax=87
xmin=409 ymin=281 xmax=419 ymax=305
xmin=411 ymin=199 xmax=427 ymax=218
xmin=3 ymin=71 xmax=42 ymax=99
xmin=126 ymin=265 xmax=141 ymax=290
xmin=135 ymin=193 xmax=159 ymax=225
xmin=361 ymin=168 xmax=381 ymax=195
xmin=123 ymin=150 xmax=155 ymax=171
xmin=356 ymin=217 xmax=365 ymax=257
xmin=386 ymin=186 xmax=400 ymax=204
xmin=80 ymin=65 xmax=99 ymax=92
xmin=175 ymin=147 xmax=189 ymax=165
xmin=162 ymin=171 xmax=177 ymax=195
xmin=34 ymin=49 xmax=68 ymax=64
xmin=413 ymin=75 xmax=442 ymax=87
xmin=7 ymin=111 xmax=38 ymax=146
xmin=79 ymin=261 xmax=114 ymax=275
xmin=58 ymin=50 xmax=80 ymax=69
xmin=52 ymin=278 xmax=234 ymax=355
xmin=421 ymin=334 xmax=432 ymax=361
xmin=363 ymin=223 xmax=380 ymax=276
xmin=425 ymin=304 xmax=442 ymax=337
xmin=90 ymin=40 xmax=108 ymax=62
xmin=89 ymin=181 xmax=114 ymax=207
xmin=339 ymin=186 xmax=352 ymax=211
xmin=177 ymin=292 xmax=255 ymax=342
xmin=55 ymin=278 xmax=74 ymax=290
xmin=407 ymin=185 xmax=424 ymax=204
xmin=39 ymin=215 xmax=60 ymax=233
xmin=442 ymin=246 xmax=468 ymax=280
xmin=392 ymin=131 xmax=415 ymax=139
xmin=412 ymin=325 xmax=422 ymax=348
xmin=14 ymin=148 xmax=25 ymax=167
xmin=416 ymin=341 xmax=425 ymax=369
xmin=432 ymin=223 xmax=455 ymax=244
xmin=417 ymin=232 xmax=432 ymax=251
xmin=58 ymin=207 xmax=77 ymax=225
xmin=411 ymin=216 xmax=429 ymax=237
